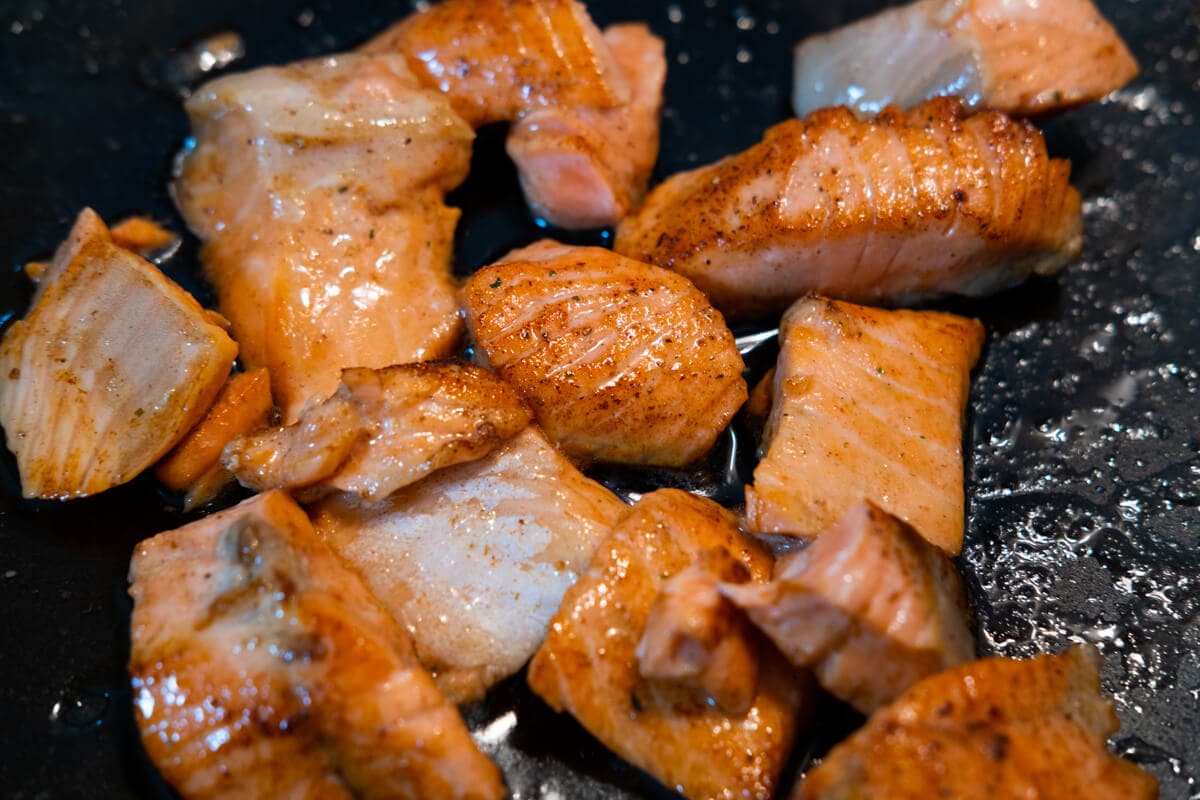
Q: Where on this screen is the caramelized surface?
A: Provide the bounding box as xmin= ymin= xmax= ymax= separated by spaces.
xmin=364 ymin=0 xmax=629 ymax=127
xmin=311 ymin=426 xmax=626 ymax=703
xmin=128 ymin=491 xmax=505 ymax=800
xmin=224 ymin=361 xmax=531 ymax=503
xmin=726 ymin=502 xmax=973 ymax=713
xmin=746 ymin=297 xmax=984 ymax=554
xmin=528 ymin=489 xmax=813 ymax=800
xmin=615 ymin=98 xmax=1082 ymax=318
xmin=796 ymin=647 xmax=1158 ymax=799
xmin=463 ymin=241 xmax=747 ymax=466
xmin=793 ymin=0 xmax=1138 ymax=118
xmin=175 ymin=53 xmax=473 ymax=422
xmin=0 ymin=209 xmax=237 ymax=499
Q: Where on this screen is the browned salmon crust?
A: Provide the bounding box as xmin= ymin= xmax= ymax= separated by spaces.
xmin=128 ymin=491 xmax=505 ymax=800
xmin=463 ymin=241 xmax=747 ymax=467
xmin=795 ymin=647 xmax=1159 ymax=800
xmin=615 ymin=97 xmax=1082 ymax=319
xmin=745 ymin=296 xmax=984 ymax=554
xmin=528 ymin=489 xmax=814 ymax=800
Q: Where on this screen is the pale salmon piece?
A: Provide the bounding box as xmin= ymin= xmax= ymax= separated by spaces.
xmin=463 ymin=241 xmax=747 ymax=466
xmin=310 ymin=426 xmax=626 ymax=703
xmin=506 ymin=23 xmax=665 ymax=229
xmin=156 ymin=368 xmax=274 ymax=511
xmin=223 ymin=361 xmax=531 ymax=504
xmin=793 ymin=0 xmax=1138 ymax=119
xmin=745 ymin=297 xmax=984 ymax=554
xmin=527 ymin=489 xmax=814 ymax=800
xmin=795 ymin=647 xmax=1158 ymax=800
xmin=636 ymin=547 xmax=760 ymax=715
xmin=615 ymin=97 xmax=1082 ymax=319
xmin=725 ymin=502 xmax=973 ymax=714
xmin=0 ymin=209 xmax=237 ymax=500
xmin=363 ymin=0 xmax=630 ymax=128
xmin=128 ymin=491 xmax=505 ymax=800
xmin=175 ymin=53 xmax=474 ymax=422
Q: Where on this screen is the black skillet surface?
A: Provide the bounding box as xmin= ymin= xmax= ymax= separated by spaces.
xmin=2 ymin=0 xmax=1199 ymax=797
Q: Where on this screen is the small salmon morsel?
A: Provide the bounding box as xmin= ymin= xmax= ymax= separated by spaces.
xmin=311 ymin=426 xmax=626 ymax=703
xmin=175 ymin=53 xmax=474 ymax=422
xmin=636 ymin=547 xmax=760 ymax=715
xmin=463 ymin=241 xmax=747 ymax=467
xmin=0 ymin=209 xmax=237 ymax=500
xmin=724 ymin=501 xmax=974 ymax=714
xmin=615 ymin=97 xmax=1082 ymax=319
xmin=156 ymin=368 xmax=275 ymax=511
xmin=795 ymin=647 xmax=1159 ymax=799
xmin=506 ymin=23 xmax=666 ymax=229
xmin=792 ymin=0 xmax=1138 ymax=119
xmin=528 ymin=489 xmax=814 ymax=800
xmin=364 ymin=0 xmax=630 ymax=128
xmin=745 ymin=297 xmax=984 ymax=554
xmin=223 ymin=361 xmax=531 ymax=503
xmin=128 ymin=491 xmax=506 ymax=800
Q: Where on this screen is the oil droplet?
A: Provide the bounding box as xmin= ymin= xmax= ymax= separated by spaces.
xmin=295 ymin=9 xmax=316 ymax=28
xmin=736 ymin=47 xmax=752 ymax=64
xmin=140 ymin=31 xmax=246 ymax=98
xmin=667 ymin=4 xmax=683 ymax=23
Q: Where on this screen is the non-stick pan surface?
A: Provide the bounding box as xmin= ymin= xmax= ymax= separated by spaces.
xmin=1 ymin=0 xmax=1198 ymax=797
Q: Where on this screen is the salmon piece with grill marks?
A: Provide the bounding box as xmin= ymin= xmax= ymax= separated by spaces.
xmin=615 ymin=97 xmax=1082 ymax=319
xmin=792 ymin=0 xmax=1138 ymax=119
xmin=745 ymin=297 xmax=984 ymax=554
xmin=128 ymin=490 xmax=505 ymax=800
xmin=795 ymin=647 xmax=1158 ymax=800
xmin=462 ymin=241 xmax=747 ymax=467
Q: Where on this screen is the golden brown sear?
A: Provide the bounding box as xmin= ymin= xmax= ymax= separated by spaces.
xmin=528 ymin=489 xmax=814 ymax=800
xmin=463 ymin=241 xmax=747 ymax=467
xmin=795 ymin=647 xmax=1158 ymax=800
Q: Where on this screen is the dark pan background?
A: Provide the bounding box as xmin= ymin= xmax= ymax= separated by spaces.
xmin=1 ymin=0 xmax=1198 ymax=797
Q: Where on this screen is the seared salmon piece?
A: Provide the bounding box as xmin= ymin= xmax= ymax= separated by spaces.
xmin=128 ymin=491 xmax=505 ymax=800
xmin=463 ymin=241 xmax=747 ymax=466
xmin=364 ymin=0 xmax=629 ymax=128
xmin=636 ymin=547 xmax=760 ymax=715
xmin=223 ymin=361 xmax=530 ymax=503
xmin=725 ymin=502 xmax=973 ymax=713
xmin=795 ymin=647 xmax=1158 ymax=799
xmin=793 ymin=0 xmax=1138 ymax=119
xmin=615 ymin=97 xmax=1082 ymax=319
xmin=745 ymin=297 xmax=984 ymax=554
xmin=527 ymin=489 xmax=814 ymax=800
xmin=0 ymin=209 xmax=237 ymax=500
xmin=175 ymin=53 xmax=474 ymax=422
xmin=310 ymin=426 xmax=626 ymax=703
xmin=156 ymin=368 xmax=275 ymax=511
xmin=506 ymin=23 xmax=665 ymax=229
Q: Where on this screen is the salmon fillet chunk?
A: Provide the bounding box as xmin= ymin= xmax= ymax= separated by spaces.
xmin=796 ymin=647 xmax=1159 ymax=799
xmin=223 ymin=361 xmax=531 ymax=503
xmin=725 ymin=501 xmax=974 ymax=713
xmin=128 ymin=491 xmax=505 ymax=800
xmin=793 ymin=0 xmax=1138 ymax=119
xmin=0 ymin=209 xmax=237 ymax=500
xmin=745 ymin=297 xmax=984 ymax=554
xmin=175 ymin=53 xmax=474 ymax=422
xmin=311 ymin=426 xmax=626 ymax=703
xmin=463 ymin=241 xmax=747 ymax=467
xmin=615 ymin=97 xmax=1082 ymax=319
xmin=528 ymin=489 xmax=814 ymax=800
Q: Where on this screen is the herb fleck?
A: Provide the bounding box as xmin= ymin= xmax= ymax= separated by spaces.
xmin=490 ymin=278 xmax=502 ymax=289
